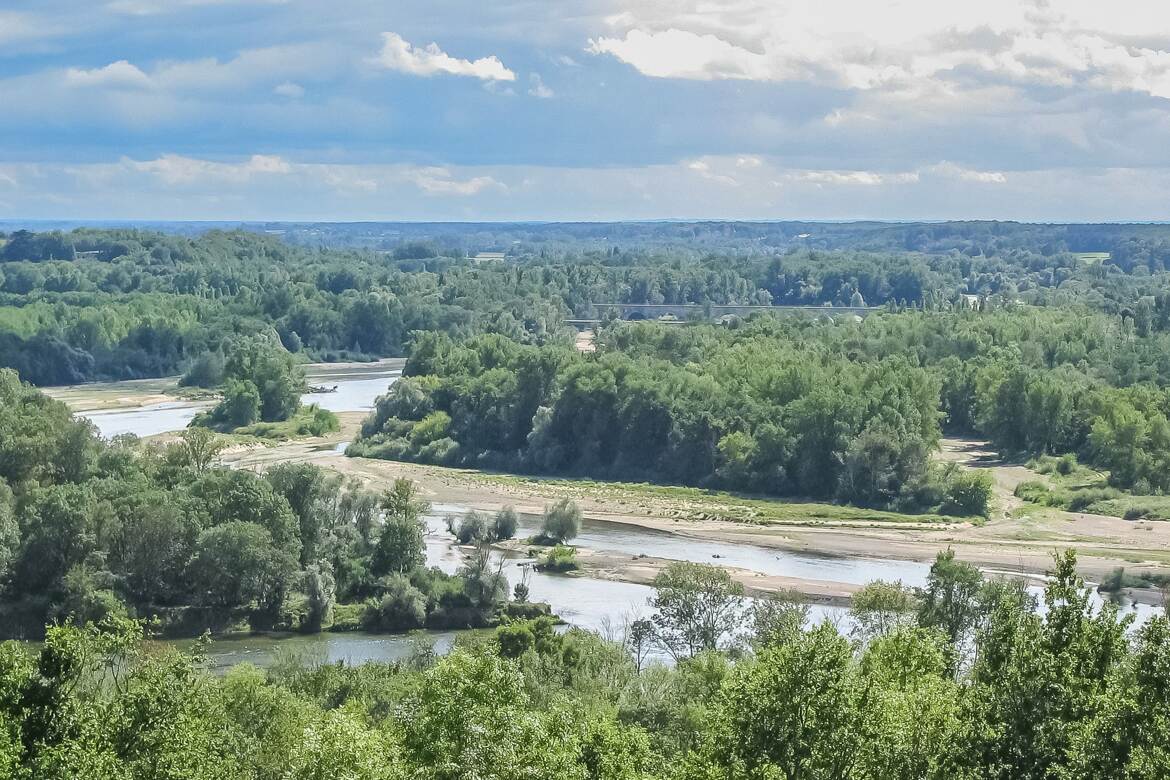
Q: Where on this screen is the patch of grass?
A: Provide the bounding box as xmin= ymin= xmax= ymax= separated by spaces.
xmin=1014 ymin=480 xmax=1122 ymax=512
xmin=1085 ymin=496 xmax=1170 ymax=522
xmin=1097 ymin=566 xmax=1170 ymax=593
xmin=535 ymin=545 xmax=579 ymax=572
xmin=477 ymin=473 xmax=959 ymax=526
xmin=221 ymin=405 xmax=340 ymax=443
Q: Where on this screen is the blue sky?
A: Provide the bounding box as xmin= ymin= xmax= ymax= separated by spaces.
xmin=2 ymin=0 xmax=1170 ymax=221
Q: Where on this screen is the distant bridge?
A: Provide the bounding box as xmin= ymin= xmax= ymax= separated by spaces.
xmin=580 ymin=302 xmax=879 ymax=323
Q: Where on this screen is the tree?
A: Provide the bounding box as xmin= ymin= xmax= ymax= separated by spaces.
xmin=540 ymin=499 xmax=581 ymax=545
xmin=953 ymin=550 xmax=1132 ymax=779
xmin=0 ymin=481 xmax=17 ymax=586
xmin=14 ymin=484 xmax=99 ymax=594
xmin=302 ymin=564 xmax=335 ymax=633
xmin=917 ymin=548 xmax=984 ymax=647
xmin=175 ymin=426 xmax=224 ymax=473
xmin=400 ymin=651 xmax=583 ymax=780
xmin=266 ymin=463 xmax=330 ymax=566
xmin=371 ymin=480 xmax=429 ymax=576
xmin=459 ymin=544 xmax=508 ymax=610
xmin=850 ymin=580 xmax=918 ymax=642
xmin=223 ymin=333 xmax=306 ymax=423
xmin=371 ymin=574 xmax=426 ymax=631
xmin=492 ymin=507 xmax=518 ymax=541
xmin=187 ymin=522 xmax=296 ymax=613
xmin=209 ymin=379 xmax=261 ymax=428
xmin=710 ymin=622 xmax=862 ymax=779
xmin=649 ymin=562 xmax=745 ymax=660
xmin=856 ymin=628 xmax=960 ymax=780
xmin=750 ymin=589 xmax=810 ymax=649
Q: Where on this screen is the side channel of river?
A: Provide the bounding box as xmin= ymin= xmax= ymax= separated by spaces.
xmin=75 ymin=360 xmax=403 ymax=439
xmin=192 ymin=504 xmax=1163 ymax=670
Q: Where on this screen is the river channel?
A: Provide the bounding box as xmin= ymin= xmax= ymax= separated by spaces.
xmin=47 ymin=362 xmax=1163 ymax=669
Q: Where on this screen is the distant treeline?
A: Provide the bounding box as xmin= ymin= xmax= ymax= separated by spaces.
xmin=4 ymin=225 xmax=1170 ymax=386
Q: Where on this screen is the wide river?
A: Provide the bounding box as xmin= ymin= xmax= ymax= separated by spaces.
xmin=51 ymin=362 xmax=1163 ymax=669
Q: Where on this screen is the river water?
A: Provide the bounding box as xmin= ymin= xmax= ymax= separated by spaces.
xmin=195 ymin=504 xmax=1162 ymax=670
xmin=78 ymin=360 xmax=403 ymax=438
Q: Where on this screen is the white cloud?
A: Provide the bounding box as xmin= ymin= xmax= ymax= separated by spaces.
xmin=274 ymin=81 xmax=304 ymax=98
xmin=0 ymin=12 xmax=59 ymax=45
xmin=928 ymin=162 xmax=1008 ymax=184
xmin=792 ymin=170 xmax=918 ymax=186
xmin=409 ymin=167 xmax=501 ymax=196
xmin=8 ymin=154 xmax=1170 ymax=221
xmin=528 ymin=73 xmax=554 ymax=98
xmin=370 ymin=32 xmax=515 ymax=82
xmin=128 ymin=154 xmax=292 ymax=184
xmin=588 ymin=0 xmax=1170 ymax=98
xmin=65 ymin=60 xmax=153 ymax=90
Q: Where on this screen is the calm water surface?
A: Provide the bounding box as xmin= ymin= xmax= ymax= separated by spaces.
xmin=194 ymin=504 xmax=1160 ymax=669
xmin=78 ymin=361 xmax=401 ymax=438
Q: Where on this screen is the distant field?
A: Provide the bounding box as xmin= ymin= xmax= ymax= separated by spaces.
xmin=1074 ymin=251 xmax=1111 ymax=264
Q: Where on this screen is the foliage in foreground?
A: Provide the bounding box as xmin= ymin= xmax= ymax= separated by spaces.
xmin=0 ymin=550 xmax=1168 ymax=779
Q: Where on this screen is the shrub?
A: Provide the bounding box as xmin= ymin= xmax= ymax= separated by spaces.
xmin=539 ymin=499 xmax=581 ymax=545
xmin=538 ymin=545 xmax=578 ymax=572
xmin=941 ymin=469 xmax=993 ymax=517
xmin=367 ymin=574 xmax=427 ymax=631
xmin=449 ymin=511 xmax=489 ymax=545
xmin=179 ymin=351 xmax=225 ymax=388
xmin=492 ymin=507 xmax=519 ymax=541
xmin=210 ymin=379 xmax=261 ymax=428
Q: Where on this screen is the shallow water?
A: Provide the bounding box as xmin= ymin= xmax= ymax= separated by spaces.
xmin=83 ymin=400 xmax=209 ymax=439
xmin=77 ymin=362 xmax=401 ymax=438
xmin=515 ymin=514 xmax=933 ymax=588
xmin=195 ymin=505 xmax=1161 ymax=669
xmin=181 ymin=630 xmax=460 ymax=673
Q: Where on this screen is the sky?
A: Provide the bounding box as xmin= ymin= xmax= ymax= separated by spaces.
xmin=2 ymin=0 xmax=1170 ymax=222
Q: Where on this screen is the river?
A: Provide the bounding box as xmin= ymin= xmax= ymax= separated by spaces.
xmin=46 ymin=363 xmax=1164 ymax=668
xmin=76 ymin=360 xmax=403 ymax=438
xmin=193 ymin=503 xmax=1162 ymax=669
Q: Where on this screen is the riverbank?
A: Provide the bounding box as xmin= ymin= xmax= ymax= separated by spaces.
xmin=220 ymin=428 xmax=1170 ymax=606
xmin=43 ymin=369 xmax=1170 ymax=611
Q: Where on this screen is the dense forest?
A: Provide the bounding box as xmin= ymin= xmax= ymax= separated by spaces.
xmin=1 ymin=549 xmax=1168 ymax=778
xmin=7 ymin=224 xmax=1170 ymax=513
xmin=351 ymin=301 xmax=1170 ymax=514
xmin=4 ymin=223 xmax=1170 ymax=387
xmin=0 ymin=369 xmax=535 ymax=638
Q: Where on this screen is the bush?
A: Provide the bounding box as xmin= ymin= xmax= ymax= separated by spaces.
xmin=366 ymin=575 xmax=427 ymax=631
xmin=179 ymin=351 xmax=225 ymax=388
xmin=492 ymin=507 xmax=519 ymax=541
xmin=209 ymin=379 xmax=261 ymax=428
xmin=941 ymin=469 xmax=994 ymax=517
xmin=539 ymin=499 xmax=581 ymax=545
xmin=1056 ymin=453 xmax=1077 ymax=476
xmin=449 ymin=511 xmax=489 ymax=544
xmin=537 ymin=545 xmax=578 ymax=572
